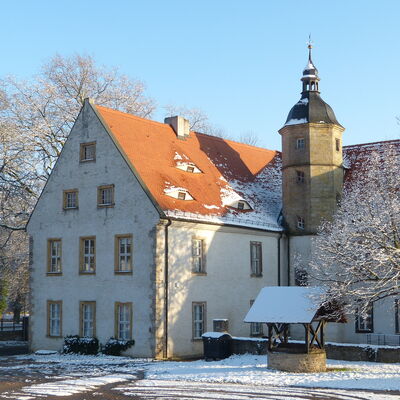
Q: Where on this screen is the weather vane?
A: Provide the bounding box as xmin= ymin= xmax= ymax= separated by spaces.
xmin=307 ymin=34 xmax=313 ymax=49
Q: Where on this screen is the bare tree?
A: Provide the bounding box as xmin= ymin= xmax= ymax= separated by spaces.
xmin=304 ymin=145 xmax=400 ymax=316
xmin=239 ymin=131 xmax=259 ymax=146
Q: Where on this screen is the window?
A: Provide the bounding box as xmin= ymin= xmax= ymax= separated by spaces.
xmin=63 ymin=189 xmax=78 ymax=209
xmin=80 ymin=142 xmax=96 ymax=162
xmin=47 ymin=300 xmax=62 ymax=337
xmin=297 ymin=216 xmax=305 ymax=230
xmin=115 ymin=302 xmax=132 ymax=340
xmin=395 ymin=299 xmax=400 ymax=334
xmin=237 ymin=201 xmax=245 ymax=210
xmin=178 ymin=191 xmax=186 ymax=200
xmin=80 ymin=237 xmax=96 ymax=274
xmin=186 ymin=166 xmax=195 ymax=173
xmin=296 ymin=171 xmax=305 ymax=184
xmin=296 ymin=138 xmax=305 ymax=149
xmin=250 ymin=241 xmax=262 ymax=276
xmin=115 ymin=234 xmax=133 ymax=273
xmin=192 ymin=238 xmax=205 ymax=274
xmin=47 ymin=239 xmax=62 ymax=274
xmin=192 ymin=302 xmax=206 ymax=339
xmin=355 ymin=303 xmax=373 ymax=333
xmin=250 ymin=300 xmax=263 ymax=336
xmin=97 ymin=185 xmax=114 ymax=207
xmin=336 ymin=138 xmax=341 ymax=152
xmin=80 ymin=301 xmax=96 ymax=337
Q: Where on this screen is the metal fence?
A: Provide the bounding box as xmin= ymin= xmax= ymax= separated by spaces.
xmin=366 ymin=334 xmax=400 ymax=346
xmin=0 ymin=319 xmax=23 ymax=332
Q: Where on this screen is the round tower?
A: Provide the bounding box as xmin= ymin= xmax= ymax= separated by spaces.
xmin=279 ymin=44 xmax=345 ymax=235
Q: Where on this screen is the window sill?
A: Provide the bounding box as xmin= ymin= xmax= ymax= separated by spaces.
xmin=191 ymin=272 xmax=207 ymax=276
xmin=63 ymin=207 xmax=79 ymax=211
xmin=80 ymin=159 xmax=96 ymax=163
xmin=250 ymin=274 xmax=263 ymax=278
xmin=355 ymin=330 xmax=373 ymax=334
xmin=46 ymin=335 xmax=63 ymax=338
xmin=46 ymin=272 xmax=62 ymax=276
xmin=97 ymin=204 xmax=115 ymax=208
xmin=191 ymin=338 xmax=203 ymax=342
xmin=114 ymin=270 xmax=133 ymax=275
xmin=79 ymin=271 xmax=96 ymax=275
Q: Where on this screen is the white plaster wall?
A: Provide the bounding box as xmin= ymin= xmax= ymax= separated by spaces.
xmin=27 ymin=103 xmax=160 ymax=356
xmin=166 ymin=222 xmax=282 ymax=357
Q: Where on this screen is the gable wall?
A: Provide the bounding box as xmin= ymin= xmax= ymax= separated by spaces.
xmin=27 ymin=104 xmax=160 ymax=356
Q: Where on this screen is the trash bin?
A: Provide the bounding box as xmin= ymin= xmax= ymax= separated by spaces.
xmin=202 ymin=332 xmax=232 ymax=360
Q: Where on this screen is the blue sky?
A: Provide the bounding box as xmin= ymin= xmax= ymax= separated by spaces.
xmin=2 ymin=0 xmax=400 ymax=150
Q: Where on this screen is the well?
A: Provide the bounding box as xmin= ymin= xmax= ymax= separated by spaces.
xmin=268 ymin=344 xmax=326 ymax=372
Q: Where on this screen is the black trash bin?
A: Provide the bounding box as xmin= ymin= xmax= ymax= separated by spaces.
xmin=202 ymin=332 xmax=232 ymax=360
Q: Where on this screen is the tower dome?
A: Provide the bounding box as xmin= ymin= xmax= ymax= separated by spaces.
xmin=284 ymin=44 xmax=342 ymax=127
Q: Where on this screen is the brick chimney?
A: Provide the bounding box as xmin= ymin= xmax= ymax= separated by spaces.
xmin=164 ymin=116 xmax=190 ymax=140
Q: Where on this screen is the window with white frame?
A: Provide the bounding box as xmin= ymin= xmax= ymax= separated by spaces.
xmin=297 ymin=216 xmax=305 ymax=230
xmin=250 ymin=241 xmax=262 ymax=276
xmin=355 ymin=303 xmax=373 ymax=333
xmin=97 ymin=185 xmax=114 ymax=207
xmin=80 ymin=142 xmax=96 ymax=162
xmin=192 ymin=302 xmax=206 ymax=339
xmin=115 ymin=234 xmax=133 ymax=273
xmin=250 ymin=300 xmax=263 ymax=336
xmin=63 ymin=189 xmax=78 ymax=209
xmin=192 ymin=238 xmax=205 ymax=273
xmin=296 ymin=138 xmax=305 ymax=149
xmin=80 ymin=302 xmax=95 ymax=337
xmin=80 ymin=237 xmax=96 ymax=273
xmin=47 ymin=301 xmax=62 ymax=337
xmin=47 ymin=239 xmax=62 ymax=274
xmin=115 ymin=302 xmax=132 ymax=340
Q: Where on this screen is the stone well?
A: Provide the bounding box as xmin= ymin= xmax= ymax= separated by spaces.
xmin=268 ymin=345 xmax=326 ymax=373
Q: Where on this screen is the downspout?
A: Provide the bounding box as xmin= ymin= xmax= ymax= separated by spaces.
xmin=277 ymin=232 xmax=282 ymax=286
xmin=163 ymin=218 xmax=172 ymax=359
xmin=287 ymin=236 xmax=291 ymax=286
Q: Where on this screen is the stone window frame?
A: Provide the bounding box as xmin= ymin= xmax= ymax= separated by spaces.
xmin=79 ymin=301 xmax=96 ymax=338
xmin=296 ymin=138 xmax=305 ymax=150
xmin=97 ymin=184 xmax=115 ymax=208
xmin=249 ymin=300 xmax=263 ymax=336
xmin=47 ymin=300 xmax=62 ymax=337
xmin=192 ymin=301 xmax=207 ymax=340
xmin=80 ymin=142 xmax=96 ymax=162
xmin=79 ymin=236 xmax=96 ymax=275
xmin=114 ymin=302 xmax=133 ymax=340
xmin=63 ymin=189 xmax=79 ymax=210
xmin=114 ymin=234 xmax=133 ymax=274
xmin=47 ymin=238 xmax=62 ymax=275
xmin=192 ymin=237 xmax=206 ymax=275
xmin=355 ymin=303 xmax=374 ymax=333
xmin=250 ymin=241 xmax=263 ymax=277
xmin=336 ymin=138 xmax=341 ymax=152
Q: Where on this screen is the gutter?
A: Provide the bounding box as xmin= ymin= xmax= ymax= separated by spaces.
xmin=163 ymin=218 xmax=172 ymax=359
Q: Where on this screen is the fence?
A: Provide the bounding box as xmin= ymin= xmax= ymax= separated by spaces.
xmin=0 ymin=317 xmax=28 ymax=341
xmin=366 ymin=333 xmax=400 ymax=346
xmin=0 ymin=319 xmax=23 ymax=332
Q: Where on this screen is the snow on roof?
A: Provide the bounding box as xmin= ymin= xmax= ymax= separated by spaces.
xmin=244 ymin=286 xmax=325 ymax=324
xmin=284 ymin=117 xmax=308 ymax=126
xmin=96 ymin=105 xmax=283 ymax=231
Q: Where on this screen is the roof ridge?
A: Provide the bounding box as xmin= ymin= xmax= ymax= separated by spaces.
xmin=344 ymin=138 xmax=400 ymax=149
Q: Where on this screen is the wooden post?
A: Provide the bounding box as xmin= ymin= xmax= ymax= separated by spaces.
xmin=320 ymin=320 xmax=325 ymax=348
xmin=268 ymin=324 xmax=273 ymax=351
xmin=304 ymin=323 xmax=310 ymax=353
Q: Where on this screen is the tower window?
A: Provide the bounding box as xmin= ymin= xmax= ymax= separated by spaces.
xmin=296 ymin=138 xmax=305 ymax=149
xmin=336 ymin=138 xmax=341 ymax=152
xmin=297 ymin=216 xmax=305 ymax=230
xmin=296 ymin=171 xmax=305 ymax=184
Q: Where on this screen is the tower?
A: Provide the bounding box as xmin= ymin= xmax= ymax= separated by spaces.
xmin=279 ymin=44 xmax=345 ymax=235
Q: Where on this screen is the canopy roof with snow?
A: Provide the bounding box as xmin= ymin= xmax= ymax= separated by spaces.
xmin=244 ymin=286 xmax=326 ymax=324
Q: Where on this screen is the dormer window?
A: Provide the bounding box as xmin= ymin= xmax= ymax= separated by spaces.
xmin=176 ymin=162 xmax=202 ymax=174
xmin=237 ymin=201 xmax=245 ymax=210
xmin=164 ymin=187 xmax=194 ymax=200
xmin=235 ymin=200 xmax=251 ymax=210
xmin=178 ymin=191 xmax=186 ymax=200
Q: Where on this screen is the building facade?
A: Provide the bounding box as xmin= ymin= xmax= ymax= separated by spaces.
xmin=27 ymin=48 xmax=400 ymax=358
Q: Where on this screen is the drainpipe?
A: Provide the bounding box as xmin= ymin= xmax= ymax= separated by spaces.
xmin=277 ymin=233 xmax=282 ymax=286
xmin=287 ymin=236 xmax=291 ymax=286
xmin=163 ymin=218 xmax=172 ymax=359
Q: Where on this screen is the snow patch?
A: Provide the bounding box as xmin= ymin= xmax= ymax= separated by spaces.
xmin=285 ymin=118 xmax=308 ymax=126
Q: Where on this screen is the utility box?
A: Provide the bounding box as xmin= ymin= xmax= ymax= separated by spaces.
xmin=202 ymin=332 xmax=232 ymax=361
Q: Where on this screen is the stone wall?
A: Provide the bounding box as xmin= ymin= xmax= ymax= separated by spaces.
xmin=268 ymin=349 xmax=326 ymax=372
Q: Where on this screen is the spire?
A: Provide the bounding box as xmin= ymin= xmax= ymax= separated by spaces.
xmin=301 ymin=36 xmax=320 ymax=93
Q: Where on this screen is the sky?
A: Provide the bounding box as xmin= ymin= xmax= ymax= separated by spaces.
xmin=1 ymin=0 xmax=400 ymax=150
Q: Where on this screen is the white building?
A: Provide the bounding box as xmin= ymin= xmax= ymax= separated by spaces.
xmin=27 ymin=49 xmax=400 ymax=358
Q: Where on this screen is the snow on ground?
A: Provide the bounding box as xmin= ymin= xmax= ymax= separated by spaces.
xmin=146 ymin=354 xmax=400 ymax=392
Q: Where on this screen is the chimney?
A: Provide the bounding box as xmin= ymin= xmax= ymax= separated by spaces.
xmin=164 ymin=116 xmax=190 ymax=140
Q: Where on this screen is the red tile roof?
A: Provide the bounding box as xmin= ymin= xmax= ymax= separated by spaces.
xmin=95 ymin=105 xmax=283 ymax=231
